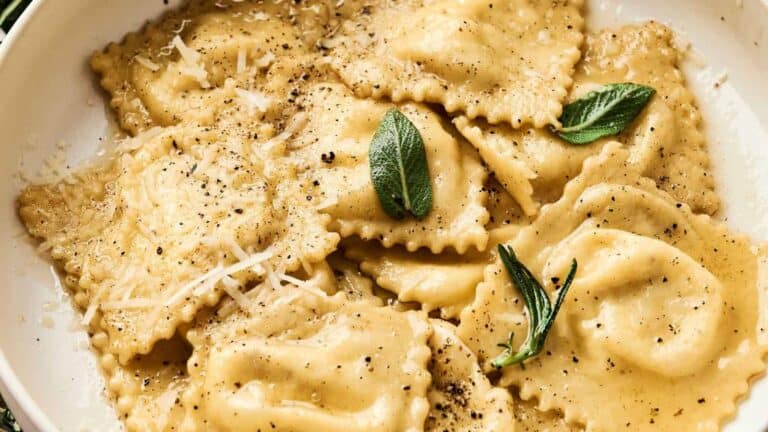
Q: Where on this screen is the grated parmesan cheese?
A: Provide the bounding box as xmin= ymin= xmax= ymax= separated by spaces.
xmin=116 ymin=127 xmax=165 ymax=152
xmin=260 ymin=112 xmax=308 ymax=152
xmin=277 ymin=274 xmax=327 ymax=297
xmin=265 ymin=263 xmax=283 ymax=292
xmin=49 ymin=265 xmax=63 ymax=292
xmin=173 ymin=19 xmax=192 ymax=34
xmin=220 ymin=237 xmax=250 ymax=261
xmin=276 ymin=273 xmax=309 ymax=288
xmin=221 ymin=277 xmax=252 ymax=312
xmin=253 ymin=51 xmax=276 ymax=69
xmin=134 ymin=55 xmax=161 ymax=72
xmin=164 ymin=249 xmax=273 ymax=306
xmin=235 ymin=88 xmax=272 ymax=113
xmin=246 ymin=11 xmax=270 ymax=22
xmin=236 ymin=47 xmax=247 ymax=73
xmin=165 ymin=264 xmax=224 ymax=306
xmin=172 ymin=35 xmax=211 ymax=88
xmin=81 ymin=303 xmax=98 ymax=326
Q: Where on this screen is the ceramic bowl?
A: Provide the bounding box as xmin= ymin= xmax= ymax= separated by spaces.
xmin=0 ymin=0 xmax=766 ymax=430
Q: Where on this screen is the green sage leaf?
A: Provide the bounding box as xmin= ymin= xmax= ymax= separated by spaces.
xmin=0 ymin=0 xmax=32 ymax=33
xmin=556 ymin=83 xmax=655 ymax=145
xmin=369 ymin=108 xmax=433 ymax=219
xmin=0 ymin=402 xmax=21 ymax=432
xmin=491 ymin=245 xmax=577 ymax=368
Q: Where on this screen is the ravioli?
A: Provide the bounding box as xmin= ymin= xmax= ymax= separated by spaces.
xmin=458 ymin=143 xmax=768 ymax=431
xmin=97 ymin=334 xmax=190 ymax=431
xmin=513 ymin=397 xmax=581 ymax=432
xmin=455 ymin=22 xmax=719 ymax=215
xmin=291 ymin=83 xmax=490 ymax=254
xmin=326 ymin=253 xmax=383 ymax=303
xmin=107 ymin=268 xmax=378 ymax=432
xmin=342 ymin=178 xmax=526 ymax=318
xmin=484 ymin=176 xmax=530 ymax=233
xmin=19 ymin=126 xmax=339 ymax=362
xmin=91 ymin=0 xmax=335 ymax=134
xmin=327 ymin=0 xmax=585 ymax=128
xmin=182 ymin=287 xmax=432 ymax=432
xmin=425 ymin=320 xmax=514 ymax=431
xmin=344 ymin=239 xmax=487 ymax=319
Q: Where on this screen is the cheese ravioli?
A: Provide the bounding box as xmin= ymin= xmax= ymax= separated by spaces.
xmin=327 ymin=0 xmax=584 ymax=128
xmin=456 ymin=22 xmax=718 ymax=215
xmin=291 ymin=83 xmax=490 ymax=254
xmin=342 ymin=180 xmax=526 ymax=319
xmin=425 ymin=320 xmax=515 ymax=431
xmin=19 ymin=126 xmax=338 ymax=362
xmin=182 ymin=287 xmax=432 ymax=432
xmin=91 ymin=0 xmax=337 ymax=134
xmin=458 ymin=143 xmax=768 ymax=431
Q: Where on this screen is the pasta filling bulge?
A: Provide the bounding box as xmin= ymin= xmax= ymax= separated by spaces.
xmin=458 ymin=144 xmax=767 ymax=431
xmin=455 ymin=22 xmax=718 ymax=216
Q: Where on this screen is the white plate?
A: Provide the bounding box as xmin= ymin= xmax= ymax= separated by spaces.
xmin=0 ymin=1 xmax=766 ymax=431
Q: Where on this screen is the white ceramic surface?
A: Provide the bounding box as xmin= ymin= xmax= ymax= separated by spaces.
xmin=0 ymin=1 xmax=766 ymax=431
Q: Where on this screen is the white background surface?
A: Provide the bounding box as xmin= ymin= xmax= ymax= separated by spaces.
xmin=0 ymin=0 xmax=766 ymax=431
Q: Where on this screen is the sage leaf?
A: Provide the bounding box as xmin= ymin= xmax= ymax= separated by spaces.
xmin=556 ymin=83 xmax=655 ymax=145
xmin=491 ymin=245 xmax=577 ymax=368
xmin=369 ymin=108 xmax=433 ymax=219
xmin=0 ymin=0 xmax=32 ymax=33
xmin=0 ymin=401 xmax=21 ymax=432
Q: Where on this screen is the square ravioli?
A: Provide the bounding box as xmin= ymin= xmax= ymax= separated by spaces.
xmin=456 ymin=22 xmax=719 ymax=216
xmin=103 ymin=268 xmax=358 ymax=431
xmin=19 ymin=126 xmax=339 ymax=363
xmin=344 ymin=238 xmax=488 ymax=319
xmin=91 ymin=0 xmax=335 ymax=135
xmin=327 ymin=0 xmax=585 ymax=128
xmin=340 ymin=179 xmax=526 ymax=320
xmin=426 ymin=320 xmax=515 ymax=431
xmin=182 ymin=289 xmax=432 ymax=432
xmin=290 ymin=83 xmax=490 ymax=254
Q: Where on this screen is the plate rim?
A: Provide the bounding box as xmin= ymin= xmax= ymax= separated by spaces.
xmin=0 ymin=2 xmax=62 ymax=430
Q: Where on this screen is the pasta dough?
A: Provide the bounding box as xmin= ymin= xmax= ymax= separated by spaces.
xmin=425 ymin=320 xmax=514 ymax=431
xmin=97 ymin=334 xmax=191 ymax=431
xmin=458 ymin=143 xmax=768 ymax=431
xmin=345 ymin=239 xmax=488 ymax=319
xmin=182 ymin=287 xmax=432 ymax=432
xmin=342 ymin=180 xmax=526 ymax=319
xmin=19 ymin=126 xmax=339 ymax=362
xmin=91 ymin=0 xmax=337 ymax=134
xmin=111 ymin=267 xmax=381 ymax=431
xmin=291 ymin=83 xmax=490 ymax=254
xmin=513 ymin=397 xmax=581 ymax=432
xmin=327 ymin=0 xmax=585 ymax=128
xmin=327 ymin=253 xmax=383 ymax=303
xmin=455 ymin=22 xmax=718 ymax=215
